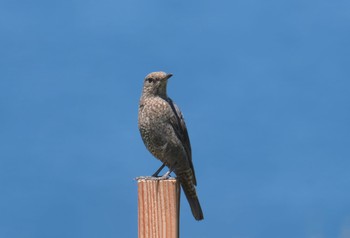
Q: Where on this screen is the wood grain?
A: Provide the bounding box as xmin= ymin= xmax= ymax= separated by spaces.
xmin=137 ymin=178 xmax=180 ymax=238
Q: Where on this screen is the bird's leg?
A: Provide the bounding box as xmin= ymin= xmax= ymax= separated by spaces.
xmin=135 ymin=166 xmax=174 ymax=181
xmin=135 ymin=164 xmax=175 ymax=181
xmin=152 ymin=163 xmax=166 ymax=177
xmin=160 ymin=167 xmax=175 ymax=179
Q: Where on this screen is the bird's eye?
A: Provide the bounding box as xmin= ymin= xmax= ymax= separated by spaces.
xmin=147 ymin=78 xmax=154 ymax=83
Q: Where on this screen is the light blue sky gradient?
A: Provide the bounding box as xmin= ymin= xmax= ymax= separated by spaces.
xmin=1 ymin=0 xmax=350 ymax=237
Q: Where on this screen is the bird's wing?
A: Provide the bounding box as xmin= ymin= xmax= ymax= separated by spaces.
xmin=167 ymin=98 xmax=197 ymax=185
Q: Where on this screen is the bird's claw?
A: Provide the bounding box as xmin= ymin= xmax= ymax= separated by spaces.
xmin=135 ymin=173 xmax=173 ymax=181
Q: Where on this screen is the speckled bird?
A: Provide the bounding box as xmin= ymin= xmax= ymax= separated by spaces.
xmin=138 ymin=71 xmax=203 ymax=221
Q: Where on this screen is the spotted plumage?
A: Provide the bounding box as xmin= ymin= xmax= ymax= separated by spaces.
xmin=138 ymin=71 xmax=203 ymax=221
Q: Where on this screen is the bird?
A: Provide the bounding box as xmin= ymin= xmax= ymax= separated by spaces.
xmin=138 ymin=71 xmax=204 ymax=221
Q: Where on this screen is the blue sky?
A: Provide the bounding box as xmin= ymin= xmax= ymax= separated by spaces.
xmin=1 ymin=0 xmax=350 ymax=237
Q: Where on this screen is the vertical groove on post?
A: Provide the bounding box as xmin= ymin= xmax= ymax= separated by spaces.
xmin=137 ymin=178 xmax=180 ymax=238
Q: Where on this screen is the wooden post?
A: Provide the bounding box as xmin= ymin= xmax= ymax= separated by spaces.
xmin=137 ymin=177 xmax=180 ymax=238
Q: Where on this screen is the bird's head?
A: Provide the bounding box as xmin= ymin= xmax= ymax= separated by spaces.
xmin=142 ymin=71 xmax=173 ymax=97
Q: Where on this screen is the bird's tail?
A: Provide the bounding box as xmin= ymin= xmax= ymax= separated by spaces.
xmin=177 ymin=169 xmax=204 ymax=221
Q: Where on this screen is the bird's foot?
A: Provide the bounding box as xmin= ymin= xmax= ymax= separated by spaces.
xmin=135 ymin=173 xmax=174 ymax=181
xmin=160 ymin=170 xmax=172 ymax=179
xmin=135 ymin=167 xmax=175 ymax=181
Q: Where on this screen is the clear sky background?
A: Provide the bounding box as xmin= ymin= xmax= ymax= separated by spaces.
xmin=1 ymin=0 xmax=350 ymax=237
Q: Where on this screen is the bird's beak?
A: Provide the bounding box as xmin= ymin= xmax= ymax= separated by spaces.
xmin=164 ymin=73 xmax=173 ymax=80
